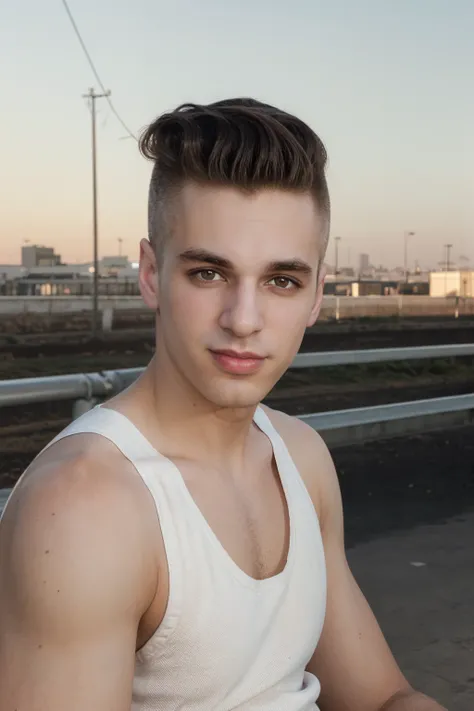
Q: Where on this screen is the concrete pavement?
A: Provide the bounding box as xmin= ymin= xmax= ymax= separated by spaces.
xmin=348 ymin=511 xmax=474 ymax=710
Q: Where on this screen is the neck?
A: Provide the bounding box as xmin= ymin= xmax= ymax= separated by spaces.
xmin=123 ymin=356 xmax=259 ymax=468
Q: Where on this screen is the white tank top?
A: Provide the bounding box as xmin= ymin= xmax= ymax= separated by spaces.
xmin=44 ymin=404 xmax=327 ymax=711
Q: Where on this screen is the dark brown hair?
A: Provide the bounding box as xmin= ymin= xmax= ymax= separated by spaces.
xmin=139 ymin=98 xmax=330 ymax=257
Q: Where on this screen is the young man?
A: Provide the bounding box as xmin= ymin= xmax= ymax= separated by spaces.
xmin=0 ymin=99 xmax=445 ymax=711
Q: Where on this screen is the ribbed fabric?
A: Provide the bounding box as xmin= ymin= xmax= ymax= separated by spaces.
xmin=44 ymin=405 xmax=327 ymax=710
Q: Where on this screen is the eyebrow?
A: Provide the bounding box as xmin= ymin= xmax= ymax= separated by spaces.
xmin=178 ymin=248 xmax=313 ymax=276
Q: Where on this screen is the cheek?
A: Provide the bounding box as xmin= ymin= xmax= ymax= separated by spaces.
xmin=268 ymin=300 xmax=313 ymax=354
xmin=166 ymin=283 xmax=217 ymax=331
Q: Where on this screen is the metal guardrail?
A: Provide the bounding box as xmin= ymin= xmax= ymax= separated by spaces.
xmin=292 ymin=343 xmax=474 ymax=368
xmin=300 ymin=392 xmax=474 ymax=431
xmin=0 ymin=369 xmax=143 ymax=408
xmin=2 ymin=391 xmax=474 ymax=515
xmin=0 ymin=489 xmax=10 ymax=513
xmin=0 ymin=344 xmax=473 ymax=410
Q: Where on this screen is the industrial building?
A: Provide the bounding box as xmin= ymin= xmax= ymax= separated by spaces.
xmin=21 ymin=245 xmax=62 ymax=268
xmin=429 ymin=271 xmax=474 ymax=298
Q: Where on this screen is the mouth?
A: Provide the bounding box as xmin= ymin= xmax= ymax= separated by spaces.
xmin=209 ymin=349 xmax=266 ymax=375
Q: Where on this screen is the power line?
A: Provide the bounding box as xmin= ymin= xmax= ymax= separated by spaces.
xmin=61 ymin=0 xmax=137 ymax=141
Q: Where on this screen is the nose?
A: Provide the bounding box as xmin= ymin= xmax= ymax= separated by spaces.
xmin=218 ymin=281 xmax=264 ymax=338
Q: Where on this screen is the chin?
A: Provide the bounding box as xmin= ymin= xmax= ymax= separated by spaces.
xmin=202 ymin=379 xmax=271 ymax=410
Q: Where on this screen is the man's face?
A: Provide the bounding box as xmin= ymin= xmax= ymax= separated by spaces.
xmin=140 ymin=183 xmax=326 ymax=409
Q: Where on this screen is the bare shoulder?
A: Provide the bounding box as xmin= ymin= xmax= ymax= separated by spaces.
xmin=261 ymin=404 xmax=340 ymax=528
xmin=2 ymin=433 xmax=159 ymax=544
xmin=0 ymin=435 xmax=159 ymax=625
xmin=0 ymin=435 xmax=160 ymax=708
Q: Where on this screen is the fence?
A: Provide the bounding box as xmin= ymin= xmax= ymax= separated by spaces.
xmin=1 ymin=343 xmax=473 ymax=413
xmin=1 ymin=392 xmax=473 ymax=515
xmin=1 ymin=344 xmax=474 ymax=511
xmin=1 ymin=295 xmax=473 ymax=333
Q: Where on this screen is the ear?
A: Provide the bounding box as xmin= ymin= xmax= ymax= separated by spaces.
xmin=307 ymin=263 xmax=326 ymax=327
xmin=139 ymin=238 xmax=159 ymax=311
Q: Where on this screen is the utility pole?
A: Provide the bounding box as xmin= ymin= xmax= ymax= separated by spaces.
xmin=404 ymin=231 xmax=415 ymax=282
xmin=444 ymin=243 xmax=453 ymax=272
xmin=83 ymin=87 xmax=110 ymax=337
xmin=334 ymin=236 xmax=341 ymax=276
xmin=443 ymin=243 xmax=453 ymax=297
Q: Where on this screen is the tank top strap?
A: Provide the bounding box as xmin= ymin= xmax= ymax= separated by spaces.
xmin=252 ymin=404 xmax=277 ymax=436
xmin=39 ymin=405 xmax=161 ymax=465
xmin=253 ymin=405 xmax=307 ymax=495
xmin=253 ymin=405 xmax=292 ymax=464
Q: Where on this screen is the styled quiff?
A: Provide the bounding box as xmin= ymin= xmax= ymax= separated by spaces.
xmin=139 ymin=98 xmax=330 ymax=258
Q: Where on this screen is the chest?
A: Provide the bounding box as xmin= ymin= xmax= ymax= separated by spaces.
xmin=136 ymin=451 xmax=290 ymax=651
xmin=135 ymin=457 xmax=327 ymax=706
xmin=136 ymin=432 xmax=325 ymax=656
xmin=177 ymin=454 xmax=290 ymax=582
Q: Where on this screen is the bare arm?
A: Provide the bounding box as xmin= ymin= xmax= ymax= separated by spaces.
xmin=380 ymin=690 xmax=448 ymax=710
xmin=276 ymin=413 xmax=447 ymax=711
xmin=0 ymin=453 xmax=157 ymax=711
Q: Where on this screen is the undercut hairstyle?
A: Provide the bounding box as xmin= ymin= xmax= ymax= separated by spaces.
xmin=139 ymin=98 xmax=330 ymax=261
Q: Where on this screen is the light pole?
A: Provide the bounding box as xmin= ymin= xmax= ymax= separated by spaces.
xmin=118 ymin=238 xmax=123 ymax=257
xmin=404 ymin=231 xmax=415 ymax=282
xmin=334 ymin=236 xmax=341 ymax=276
xmin=444 ymin=243 xmax=453 ymax=272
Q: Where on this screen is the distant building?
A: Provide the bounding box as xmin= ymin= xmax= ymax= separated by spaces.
xmin=22 ymin=245 xmax=62 ymax=268
xmin=0 ymin=265 xmax=25 ymax=281
xmin=359 ymin=253 xmax=370 ymax=275
xmin=100 ymin=255 xmax=130 ymax=276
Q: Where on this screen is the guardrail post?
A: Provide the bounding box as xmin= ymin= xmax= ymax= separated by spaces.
xmin=102 ymin=307 xmax=114 ymax=332
xmin=72 ymin=398 xmax=99 ymax=420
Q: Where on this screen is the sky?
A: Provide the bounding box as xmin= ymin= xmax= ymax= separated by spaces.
xmin=1 ymin=0 xmax=473 ymax=270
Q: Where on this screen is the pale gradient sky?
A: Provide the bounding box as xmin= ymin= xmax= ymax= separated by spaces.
xmin=1 ymin=0 xmax=473 ymax=269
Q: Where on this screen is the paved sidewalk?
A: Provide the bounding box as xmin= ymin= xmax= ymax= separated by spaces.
xmin=348 ymin=511 xmax=474 ymax=710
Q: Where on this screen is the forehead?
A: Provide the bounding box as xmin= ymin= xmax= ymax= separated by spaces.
xmin=169 ymin=183 xmax=325 ymax=266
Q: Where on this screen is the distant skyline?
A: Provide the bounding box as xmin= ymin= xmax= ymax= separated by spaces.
xmin=12 ymin=241 xmax=464 ymax=275
xmin=2 ymin=0 xmax=473 ymax=269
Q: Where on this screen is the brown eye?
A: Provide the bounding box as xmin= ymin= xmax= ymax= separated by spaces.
xmin=192 ymin=269 xmax=223 ymax=282
xmin=201 ymin=270 xmax=217 ymax=281
xmin=269 ymin=276 xmax=297 ymax=289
